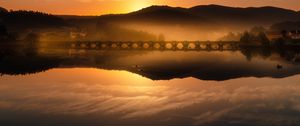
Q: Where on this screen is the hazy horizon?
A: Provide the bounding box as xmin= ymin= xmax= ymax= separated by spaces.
xmin=1 ymin=0 xmax=300 ymax=15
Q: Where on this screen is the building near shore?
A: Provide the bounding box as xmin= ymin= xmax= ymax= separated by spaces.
xmin=289 ymin=30 xmax=300 ymax=40
xmin=266 ymin=30 xmax=300 ymax=41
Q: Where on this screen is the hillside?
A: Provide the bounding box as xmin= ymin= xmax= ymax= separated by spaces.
xmin=98 ymin=5 xmax=300 ymax=26
xmin=89 ymin=5 xmax=300 ymax=40
xmin=0 ymin=9 xmax=67 ymax=31
xmin=0 ymin=7 xmax=7 ymax=13
xmin=188 ymin=5 xmax=300 ymax=24
xmin=271 ymin=21 xmax=300 ymax=31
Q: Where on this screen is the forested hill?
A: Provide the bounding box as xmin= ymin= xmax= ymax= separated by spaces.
xmin=0 ymin=8 xmax=67 ymax=31
xmin=98 ymin=5 xmax=300 ymax=26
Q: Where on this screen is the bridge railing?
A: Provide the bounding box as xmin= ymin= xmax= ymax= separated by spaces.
xmin=69 ymin=41 xmax=240 ymax=51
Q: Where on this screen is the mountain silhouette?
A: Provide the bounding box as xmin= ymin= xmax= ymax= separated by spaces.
xmin=98 ymin=5 xmax=300 ymax=26
xmin=1 ymin=5 xmax=300 ymax=29
xmin=1 ymin=5 xmax=300 ymax=41
xmin=126 ymin=6 xmax=207 ymax=23
xmin=1 ymin=5 xmax=300 ymax=27
xmin=97 ymin=5 xmax=208 ymax=25
xmin=188 ymin=5 xmax=300 ymax=24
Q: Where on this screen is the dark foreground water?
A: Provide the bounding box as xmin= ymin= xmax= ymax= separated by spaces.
xmin=0 ymin=47 xmax=300 ymax=126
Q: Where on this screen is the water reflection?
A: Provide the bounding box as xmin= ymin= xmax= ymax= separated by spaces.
xmin=1 ymin=45 xmax=300 ymax=125
xmin=1 ymin=68 xmax=300 ymax=126
xmin=1 ymin=46 xmax=300 ymax=80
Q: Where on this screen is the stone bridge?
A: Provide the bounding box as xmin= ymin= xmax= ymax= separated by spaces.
xmin=69 ymin=41 xmax=240 ymax=51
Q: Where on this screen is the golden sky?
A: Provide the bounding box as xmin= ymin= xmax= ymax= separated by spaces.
xmin=1 ymin=0 xmax=299 ymax=15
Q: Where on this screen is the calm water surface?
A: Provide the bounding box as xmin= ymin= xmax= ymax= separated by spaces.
xmin=1 ymin=48 xmax=300 ymax=126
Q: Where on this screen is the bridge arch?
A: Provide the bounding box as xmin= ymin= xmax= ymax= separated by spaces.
xmin=121 ymin=43 xmax=129 ymax=49
xmin=90 ymin=43 xmax=97 ymax=48
xmin=154 ymin=43 xmax=161 ymax=49
xmin=188 ymin=43 xmax=196 ymax=49
xmin=165 ymin=43 xmax=173 ymax=49
xmin=143 ymin=43 xmax=150 ymax=49
xmin=176 ymin=43 xmax=184 ymax=50
xmin=132 ymin=43 xmax=139 ymax=49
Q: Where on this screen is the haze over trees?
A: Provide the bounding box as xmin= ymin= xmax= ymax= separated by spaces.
xmin=240 ymin=31 xmax=270 ymax=46
xmin=218 ymin=32 xmax=241 ymax=41
xmin=91 ymin=5 xmax=300 ymax=40
xmin=0 ymin=7 xmax=160 ymax=42
xmin=1 ymin=4 xmax=300 ymax=42
xmin=271 ymin=21 xmax=300 ymax=31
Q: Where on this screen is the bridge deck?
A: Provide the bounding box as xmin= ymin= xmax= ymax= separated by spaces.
xmin=69 ymin=41 xmax=240 ymax=51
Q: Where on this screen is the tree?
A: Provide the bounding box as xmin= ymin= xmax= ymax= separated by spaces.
xmin=240 ymin=30 xmax=271 ymax=46
xmin=0 ymin=7 xmax=8 ymax=13
xmin=0 ymin=25 xmax=8 ymax=41
xmin=258 ymin=32 xmax=270 ymax=46
xmin=23 ymin=33 xmax=40 ymax=56
xmin=240 ymin=31 xmax=251 ymax=43
xmin=25 ymin=33 xmax=39 ymax=43
xmin=158 ymin=34 xmax=165 ymax=41
xmin=281 ymin=30 xmax=289 ymax=38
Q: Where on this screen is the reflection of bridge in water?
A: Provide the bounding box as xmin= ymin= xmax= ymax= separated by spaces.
xmin=70 ymin=41 xmax=240 ymax=51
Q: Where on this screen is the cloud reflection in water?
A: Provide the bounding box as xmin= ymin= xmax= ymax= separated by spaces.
xmin=0 ymin=68 xmax=300 ymax=125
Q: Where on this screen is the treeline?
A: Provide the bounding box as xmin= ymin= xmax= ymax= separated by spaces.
xmin=0 ymin=9 xmax=67 ymax=31
xmin=219 ymin=26 xmax=270 ymax=46
xmin=0 ymin=25 xmax=11 ymax=41
xmin=220 ymin=24 xmax=300 ymax=47
xmin=240 ymin=26 xmax=270 ymax=46
xmin=0 ymin=7 xmax=66 ymax=43
xmin=0 ymin=6 xmax=161 ymax=42
xmin=0 ymin=25 xmax=40 ymax=42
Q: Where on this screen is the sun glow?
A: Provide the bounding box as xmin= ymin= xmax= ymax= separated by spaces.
xmin=128 ymin=0 xmax=152 ymax=12
xmin=1 ymin=0 xmax=300 ymax=15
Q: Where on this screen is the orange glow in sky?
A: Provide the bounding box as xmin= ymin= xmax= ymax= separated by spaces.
xmin=0 ymin=0 xmax=299 ymax=15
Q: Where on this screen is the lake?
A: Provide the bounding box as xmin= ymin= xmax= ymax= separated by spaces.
xmin=0 ymin=46 xmax=300 ymax=126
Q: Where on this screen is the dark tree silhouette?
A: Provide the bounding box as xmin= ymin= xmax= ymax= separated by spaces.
xmin=23 ymin=33 xmax=40 ymax=56
xmin=240 ymin=29 xmax=270 ymax=46
xmin=158 ymin=34 xmax=165 ymax=41
xmin=25 ymin=33 xmax=39 ymax=42
xmin=0 ymin=7 xmax=7 ymax=13
xmin=0 ymin=25 xmax=8 ymax=41
xmin=1 ymin=10 xmax=67 ymax=30
xmin=281 ymin=30 xmax=288 ymax=38
xmin=240 ymin=31 xmax=251 ymax=43
xmin=258 ymin=32 xmax=270 ymax=46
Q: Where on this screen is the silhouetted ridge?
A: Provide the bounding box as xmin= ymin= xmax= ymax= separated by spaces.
xmin=0 ymin=8 xmax=67 ymax=31
xmin=125 ymin=5 xmax=204 ymax=23
xmin=0 ymin=7 xmax=8 ymax=13
xmin=131 ymin=5 xmax=186 ymax=14
xmin=188 ymin=5 xmax=299 ymax=23
xmin=97 ymin=4 xmax=300 ymax=25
